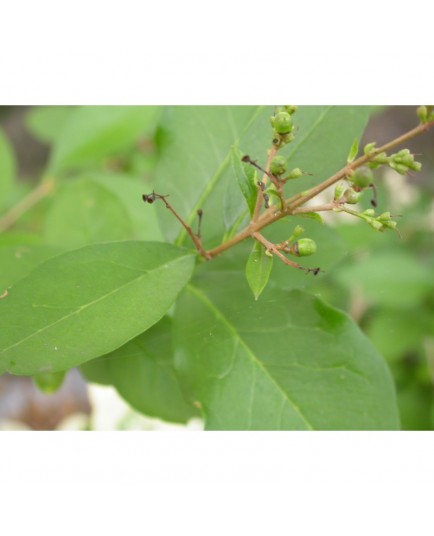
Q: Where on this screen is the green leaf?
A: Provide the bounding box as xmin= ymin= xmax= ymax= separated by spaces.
xmin=26 ymin=106 xmax=74 ymax=144
xmin=43 ymin=174 xmax=163 ymax=248
xmin=87 ymin=316 xmax=198 ymax=423
xmin=280 ymin=107 xmax=371 ymax=199
xmin=0 ymin=128 xmax=16 ymax=210
xmin=154 ymin=106 xmax=371 ymax=249
xmin=80 ymin=357 xmax=113 ymax=385
xmin=154 ymin=106 xmax=262 ymax=247
xmin=397 ymin=381 xmax=434 ymax=431
xmin=347 ymin=137 xmax=359 ymax=163
xmin=0 ymin=241 xmax=195 ymax=375
xmin=245 ymin=241 xmax=273 ymax=300
xmin=173 ymin=272 xmax=400 ymax=430
xmin=89 ymin=173 xmax=164 ymax=241
xmin=44 ymin=177 xmax=132 ymax=248
xmin=334 ymin=250 xmax=433 ymax=308
xmin=366 ymin=308 xmax=433 ymax=363
xmin=230 ymin=146 xmax=257 ymax=215
xmin=0 ymin=242 xmax=64 ymax=290
xmin=48 ymin=106 xmax=161 ymax=173
xmin=43 ymin=173 xmax=163 ymax=249
xmin=33 ymin=370 xmax=66 ymax=394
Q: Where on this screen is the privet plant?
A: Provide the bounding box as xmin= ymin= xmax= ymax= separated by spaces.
xmin=0 ymin=105 xmax=433 ymax=430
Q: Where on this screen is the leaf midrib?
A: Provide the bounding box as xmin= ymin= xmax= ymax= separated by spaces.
xmin=0 ymin=254 xmax=191 ymax=358
xmin=175 ymin=106 xmax=265 ymax=245
xmin=186 ymin=284 xmax=314 ymax=430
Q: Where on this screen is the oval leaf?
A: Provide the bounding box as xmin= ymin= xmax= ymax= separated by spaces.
xmin=84 ymin=316 xmax=198 ymax=424
xmin=172 ymin=272 xmax=400 ymax=430
xmin=48 ymin=106 xmax=161 ymax=173
xmin=154 ymin=106 xmax=371 ymax=249
xmin=0 ymin=242 xmax=195 ymax=375
xmin=245 ymin=241 xmax=273 ymax=300
xmin=0 ymin=242 xmax=64 ymax=290
xmin=44 ymin=176 xmax=134 ymax=248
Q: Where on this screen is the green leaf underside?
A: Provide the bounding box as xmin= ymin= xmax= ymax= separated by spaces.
xmin=245 ymin=241 xmax=273 ymax=300
xmin=48 ymin=106 xmax=161 ymax=173
xmin=154 ymin=106 xmax=371 ymax=250
xmin=83 ymin=316 xmax=198 ymax=424
xmin=173 ymin=272 xmax=400 ymax=430
xmin=0 ymin=242 xmax=195 ymax=375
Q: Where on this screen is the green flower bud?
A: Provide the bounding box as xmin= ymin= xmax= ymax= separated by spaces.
xmin=344 ymin=188 xmax=361 ymax=204
xmin=292 ymin=225 xmax=305 ymax=239
xmin=382 ymin=220 xmax=397 ymax=230
xmin=378 ymin=211 xmax=391 ymax=221
xmin=373 ymin=152 xmax=389 ymax=165
xmin=281 ymin=132 xmax=295 ymax=144
xmin=334 ymin=182 xmax=346 ymax=200
xmin=284 ymin=105 xmax=298 ymax=115
xmin=409 ymin=161 xmax=422 ymax=172
xmin=417 ymin=106 xmax=428 ymax=123
xmin=364 ymin=142 xmax=377 ymax=155
xmin=350 ymin=167 xmax=373 ymax=189
xmin=270 ymin=155 xmax=288 ymax=176
xmin=369 ymin=219 xmax=384 ymax=231
xmin=273 ymin=112 xmax=293 ymax=134
xmin=389 ymin=161 xmax=408 ymax=175
xmin=292 ymin=238 xmax=317 ymax=257
xmin=287 ymin=225 xmax=305 ymax=244
xmin=363 ymin=209 xmax=375 ymax=217
xmin=285 ymin=168 xmax=303 ymax=180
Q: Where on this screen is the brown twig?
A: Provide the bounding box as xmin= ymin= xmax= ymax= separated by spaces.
xmin=252 ymin=232 xmax=321 ymax=274
xmin=251 ymin=232 xmax=305 ymax=270
xmin=249 ymin=147 xmax=278 ymax=222
xmin=205 ymin=119 xmax=434 ymax=260
xmin=142 ymin=192 xmax=211 ymax=259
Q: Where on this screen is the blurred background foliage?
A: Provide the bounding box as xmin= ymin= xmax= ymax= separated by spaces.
xmin=0 ymin=105 xmax=433 ymax=430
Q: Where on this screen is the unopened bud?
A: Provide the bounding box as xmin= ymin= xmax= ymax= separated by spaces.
xmin=270 ymin=155 xmax=288 ymax=176
xmin=292 ymin=238 xmax=317 ymax=257
xmin=350 ymin=166 xmax=373 ymax=189
xmin=334 ymin=183 xmax=346 ymax=200
xmin=344 ymin=188 xmax=361 ymax=204
xmin=390 ymin=162 xmax=408 ymax=175
xmin=285 ymin=168 xmax=303 ymax=180
xmin=369 ymin=220 xmax=383 ymax=231
xmin=417 ymin=106 xmax=428 ymax=123
xmin=272 ymin=112 xmax=293 ymax=134
xmin=364 ymin=142 xmax=377 ymax=155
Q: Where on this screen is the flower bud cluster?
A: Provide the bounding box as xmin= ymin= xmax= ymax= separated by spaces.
xmin=270 ymin=106 xmax=297 ymax=148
